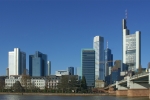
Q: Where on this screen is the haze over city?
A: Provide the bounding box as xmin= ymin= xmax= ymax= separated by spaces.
xmin=0 ymin=0 xmax=150 ymax=75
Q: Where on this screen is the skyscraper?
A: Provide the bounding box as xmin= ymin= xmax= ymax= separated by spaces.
xmin=76 ymin=67 xmax=81 ymax=80
xmin=68 ymin=67 xmax=74 ymax=75
xmin=82 ymin=49 xmax=95 ymax=87
xmin=104 ymin=41 xmax=113 ymax=77
xmin=8 ymin=48 xmax=26 ymax=76
xmin=29 ymin=51 xmax=47 ymax=76
xmin=93 ymin=36 xmax=104 ymax=80
xmin=122 ymin=19 xmax=141 ymax=72
xmin=47 ymin=61 xmax=51 ymax=76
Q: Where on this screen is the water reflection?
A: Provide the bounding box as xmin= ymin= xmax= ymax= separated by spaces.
xmin=0 ymin=95 xmax=149 ymax=100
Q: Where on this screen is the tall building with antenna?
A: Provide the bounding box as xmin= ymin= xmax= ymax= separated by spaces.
xmin=104 ymin=41 xmax=113 ymax=77
xmin=122 ymin=10 xmax=141 ymax=72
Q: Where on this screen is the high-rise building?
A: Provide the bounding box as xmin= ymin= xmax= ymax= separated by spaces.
xmin=68 ymin=67 xmax=74 ymax=75
xmin=93 ymin=36 xmax=104 ymax=80
xmin=29 ymin=51 xmax=47 ymax=76
xmin=76 ymin=67 xmax=81 ymax=80
xmin=8 ymin=48 xmax=26 ymax=76
xmin=82 ymin=49 xmax=95 ymax=87
xmin=122 ymin=19 xmax=141 ymax=72
xmin=47 ymin=61 xmax=51 ymax=76
xmin=55 ymin=70 xmax=69 ymax=76
xmin=104 ymin=41 xmax=113 ymax=77
xmin=26 ymin=69 xmax=29 ymax=75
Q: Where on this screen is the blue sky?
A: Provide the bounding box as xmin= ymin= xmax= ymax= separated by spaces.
xmin=0 ymin=0 xmax=149 ymax=75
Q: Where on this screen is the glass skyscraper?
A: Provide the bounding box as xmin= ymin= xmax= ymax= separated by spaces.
xmin=81 ymin=49 xmax=95 ymax=87
xmin=68 ymin=67 xmax=74 ymax=75
xmin=93 ymin=36 xmax=104 ymax=80
xmin=104 ymin=46 xmax=113 ymax=77
xmin=76 ymin=67 xmax=81 ymax=80
xmin=29 ymin=51 xmax=47 ymax=76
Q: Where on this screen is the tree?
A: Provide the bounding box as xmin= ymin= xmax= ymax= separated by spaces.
xmin=68 ymin=76 xmax=78 ymax=93
xmin=57 ymin=75 xmax=69 ymax=93
xmin=0 ymin=78 xmax=5 ymax=92
xmin=21 ymin=70 xmax=31 ymax=92
xmin=45 ymin=76 xmax=51 ymax=92
xmin=81 ymin=76 xmax=87 ymax=91
xmin=12 ymin=81 xmax=23 ymax=92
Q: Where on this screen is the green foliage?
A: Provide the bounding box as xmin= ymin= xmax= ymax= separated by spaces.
xmin=12 ymin=81 xmax=24 ymax=92
xmin=81 ymin=76 xmax=87 ymax=90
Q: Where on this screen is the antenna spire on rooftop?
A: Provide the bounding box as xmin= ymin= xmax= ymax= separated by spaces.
xmin=125 ymin=9 xmax=127 ymax=20
xmin=107 ymin=40 xmax=108 ymax=49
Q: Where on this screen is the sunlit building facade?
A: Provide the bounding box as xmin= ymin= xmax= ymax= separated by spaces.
xmin=93 ymin=36 xmax=104 ymax=80
xmin=122 ymin=19 xmax=141 ymax=71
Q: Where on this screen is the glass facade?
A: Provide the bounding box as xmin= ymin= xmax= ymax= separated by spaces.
xmin=76 ymin=67 xmax=81 ymax=80
xmin=93 ymin=36 xmax=104 ymax=80
xmin=82 ymin=49 xmax=95 ymax=87
xmin=126 ymin=34 xmax=136 ymax=71
xmin=111 ymin=68 xmax=121 ymax=84
xmin=29 ymin=51 xmax=47 ymax=77
xmin=104 ymin=48 xmax=113 ymax=77
xmin=68 ymin=67 xmax=74 ymax=75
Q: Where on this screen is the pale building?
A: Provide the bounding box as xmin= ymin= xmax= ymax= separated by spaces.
xmin=93 ymin=36 xmax=104 ymax=80
xmin=122 ymin=19 xmax=141 ymax=72
xmin=47 ymin=61 xmax=51 ymax=76
xmin=55 ymin=70 xmax=69 ymax=76
xmin=8 ymin=48 xmax=26 ymax=76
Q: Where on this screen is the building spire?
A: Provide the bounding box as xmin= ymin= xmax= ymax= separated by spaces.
xmin=125 ymin=9 xmax=127 ymax=20
xmin=107 ymin=40 xmax=108 ymax=49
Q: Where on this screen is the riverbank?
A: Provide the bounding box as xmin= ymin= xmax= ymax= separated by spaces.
xmin=0 ymin=92 xmax=110 ymax=96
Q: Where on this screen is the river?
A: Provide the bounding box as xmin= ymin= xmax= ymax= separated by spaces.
xmin=0 ymin=95 xmax=149 ymax=100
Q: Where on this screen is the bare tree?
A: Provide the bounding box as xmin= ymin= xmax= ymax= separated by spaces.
xmin=12 ymin=81 xmax=23 ymax=92
xmin=21 ymin=69 xmax=31 ymax=92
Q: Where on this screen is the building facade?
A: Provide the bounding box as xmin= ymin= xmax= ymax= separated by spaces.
xmin=104 ymin=45 xmax=113 ymax=77
xmin=81 ymin=49 xmax=95 ymax=87
xmin=55 ymin=70 xmax=69 ymax=76
xmin=122 ymin=19 xmax=141 ymax=72
xmin=68 ymin=67 xmax=74 ymax=75
xmin=93 ymin=36 xmax=104 ymax=80
xmin=29 ymin=51 xmax=47 ymax=76
xmin=8 ymin=48 xmax=26 ymax=76
xmin=76 ymin=67 xmax=81 ymax=80
xmin=47 ymin=61 xmax=51 ymax=76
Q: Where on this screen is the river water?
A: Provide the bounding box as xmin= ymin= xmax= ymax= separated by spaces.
xmin=0 ymin=95 xmax=148 ymax=100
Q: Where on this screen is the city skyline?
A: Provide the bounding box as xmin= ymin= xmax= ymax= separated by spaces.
xmin=0 ymin=1 xmax=150 ymax=75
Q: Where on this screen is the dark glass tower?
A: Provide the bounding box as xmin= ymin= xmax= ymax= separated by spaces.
xmin=68 ymin=67 xmax=74 ymax=75
xmin=82 ymin=49 xmax=95 ymax=87
xmin=29 ymin=51 xmax=47 ymax=76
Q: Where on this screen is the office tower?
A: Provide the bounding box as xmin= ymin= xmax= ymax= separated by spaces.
xmin=8 ymin=48 xmax=26 ymax=76
xmin=104 ymin=41 xmax=113 ymax=77
xmin=111 ymin=60 xmax=122 ymax=84
xmin=68 ymin=67 xmax=74 ymax=75
xmin=93 ymin=36 xmax=104 ymax=80
xmin=29 ymin=51 xmax=47 ymax=76
xmin=47 ymin=61 xmax=51 ymax=76
xmin=122 ymin=19 xmax=141 ymax=72
xmin=82 ymin=49 xmax=95 ymax=87
xmin=76 ymin=67 xmax=81 ymax=80
xmin=26 ymin=69 xmax=29 ymax=75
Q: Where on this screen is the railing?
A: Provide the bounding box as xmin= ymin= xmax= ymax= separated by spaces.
xmin=130 ymin=72 xmax=148 ymax=79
